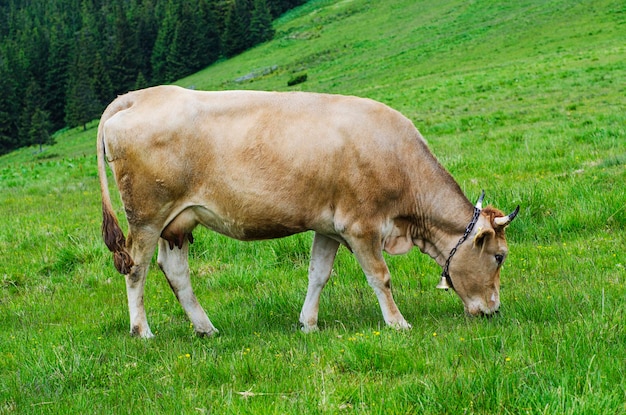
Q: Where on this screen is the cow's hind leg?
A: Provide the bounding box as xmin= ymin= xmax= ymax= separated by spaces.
xmin=347 ymin=235 xmax=411 ymax=330
xmin=124 ymin=231 xmax=161 ymax=338
xmin=299 ymin=233 xmax=340 ymax=332
xmin=157 ymin=238 xmax=218 ymax=336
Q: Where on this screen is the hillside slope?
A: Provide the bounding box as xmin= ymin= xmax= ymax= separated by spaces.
xmin=2 ymin=0 xmax=623 ymax=164
xmin=182 ymin=0 xmax=623 ymax=123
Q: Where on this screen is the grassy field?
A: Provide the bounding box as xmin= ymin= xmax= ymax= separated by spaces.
xmin=1 ymin=0 xmax=625 ymax=413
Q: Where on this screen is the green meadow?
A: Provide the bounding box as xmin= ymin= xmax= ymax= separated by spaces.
xmin=1 ymin=0 xmax=625 ymax=413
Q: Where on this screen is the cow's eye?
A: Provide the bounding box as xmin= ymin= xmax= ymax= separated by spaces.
xmin=495 ymin=254 xmax=505 ymax=265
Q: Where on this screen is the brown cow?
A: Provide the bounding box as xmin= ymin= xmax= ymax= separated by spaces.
xmin=97 ymin=85 xmax=519 ymax=338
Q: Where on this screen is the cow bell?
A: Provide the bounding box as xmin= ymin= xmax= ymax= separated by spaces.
xmin=436 ymin=275 xmax=451 ymax=290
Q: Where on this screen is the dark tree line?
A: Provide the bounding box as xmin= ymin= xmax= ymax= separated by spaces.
xmin=0 ymin=0 xmax=306 ymax=155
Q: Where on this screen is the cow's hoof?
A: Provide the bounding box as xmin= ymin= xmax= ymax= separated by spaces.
xmin=196 ymin=328 xmax=219 ymax=337
xmin=130 ymin=325 xmax=155 ymax=339
xmin=389 ymin=320 xmax=412 ymax=330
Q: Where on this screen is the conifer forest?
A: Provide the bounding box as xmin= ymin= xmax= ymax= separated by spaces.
xmin=0 ymin=0 xmax=306 ymax=155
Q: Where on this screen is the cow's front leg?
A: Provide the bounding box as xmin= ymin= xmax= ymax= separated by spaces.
xmin=157 ymin=238 xmax=218 ymax=337
xmin=348 ymin=235 xmax=411 ymax=330
xmin=299 ymin=233 xmax=340 ymax=332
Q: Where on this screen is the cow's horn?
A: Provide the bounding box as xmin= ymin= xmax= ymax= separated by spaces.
xmin=436 ymin=275 xmax=451 ymax=290
xmin=474 ymin=190 xmax=486 ymax=210
xmin=494 ymin=205 xmax=520 ymax=227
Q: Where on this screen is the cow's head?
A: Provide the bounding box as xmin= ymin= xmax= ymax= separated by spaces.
xmin=437 ymin=194 xmax=519 ymax=316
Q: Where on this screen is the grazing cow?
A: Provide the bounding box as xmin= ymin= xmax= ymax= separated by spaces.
xmin=97 ymin=85 xmax=519 ymax=338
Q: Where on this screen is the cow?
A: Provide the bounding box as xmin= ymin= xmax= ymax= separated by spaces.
xmin=97 ymin=85 xmax=519 ymax=338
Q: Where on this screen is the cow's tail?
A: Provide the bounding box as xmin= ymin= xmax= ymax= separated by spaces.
xmin=97 ymin=95 xmax=134 ymax=275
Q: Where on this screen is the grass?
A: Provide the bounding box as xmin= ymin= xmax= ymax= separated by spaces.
xmin=1 ymin=0 xmax=625 ymax=413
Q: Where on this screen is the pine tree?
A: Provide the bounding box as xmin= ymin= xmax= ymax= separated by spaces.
xmin=165 ymin=3 xmax=198 ymax=81
xmin=64 ymin=70 xmax=100 ymax=130
xmin=195 ymin=0 xmax=221 ymax=69
xmin=65 ymin=24 xmax=101 ymax=130
xmin=151 ymin=0 xmax=178 ymax=83
xmin=92 ymin=51 xmax=114 ymax=105
xmin=0 ymin=55 xmax=19 ymax=155
xmin=222 ymin=0 xmax=252 ymax=58
xmin=109 ymin=1 xmax=141 ymax=93
xmin=133 ymin=71 xmax=148 ymax=90
xmin=18 ymin=79 xmax=46 ymax=147
xmin=2 ymin=36 xmax=31 ymax=152
xmin=45 ymin=21 xmax=71 ymax=131
xmin=210 ymin=0 xmax=232 ymax=39
xmin=129 ymin=0 xmax=159 ymax=82
xmin=28 ymin=108 xmax=54 ymax=152
xmin=249 ymin=0 xmax=275 ymax=46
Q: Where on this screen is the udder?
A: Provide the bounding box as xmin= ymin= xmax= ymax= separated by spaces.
xmin=161 ymin=208 xmax=198 ymax=249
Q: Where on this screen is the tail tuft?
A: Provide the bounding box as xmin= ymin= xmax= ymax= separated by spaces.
xmin=102 ymin=201 xmax=134 ymax=275
xmin=114 ymin=251 xmax=134 ymax=275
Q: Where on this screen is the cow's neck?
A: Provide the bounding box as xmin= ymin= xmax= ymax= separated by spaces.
xmin=411 ymin=183 xmax=475 ymax=268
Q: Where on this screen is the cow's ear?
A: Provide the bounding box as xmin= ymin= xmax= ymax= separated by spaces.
xmin=383 ymin=219 xmax=413 ymax=255
xmin=473 ymin=227 xmax=495 ymax=248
